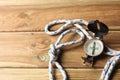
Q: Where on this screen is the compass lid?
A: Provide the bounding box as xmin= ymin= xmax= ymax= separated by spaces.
xmin=87 ymin=20 xmax=109 ymax=38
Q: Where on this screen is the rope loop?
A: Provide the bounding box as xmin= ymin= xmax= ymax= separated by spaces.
xmin=45 ymin=19 xmax=88 ymax=36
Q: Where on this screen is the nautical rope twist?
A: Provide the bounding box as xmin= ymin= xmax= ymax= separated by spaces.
xmin=45 ymin=19 xmax=120 ymax=80
xmin=48 ymin=44 xmax=58 ymax=61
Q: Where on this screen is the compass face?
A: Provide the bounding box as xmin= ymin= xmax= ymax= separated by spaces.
xmin=84 ymin=39 xmax=104 ymax=57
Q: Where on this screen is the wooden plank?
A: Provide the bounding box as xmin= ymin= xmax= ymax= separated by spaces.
xmin=0 ymin=31 xmax=119 ymax=68
xmin=0 ymin=0 xmax=119 ymax=6
xmin=0 ymin=5 xmax=119 ymax=31
xmin=0 ymin=68 xmax=120 ymax=80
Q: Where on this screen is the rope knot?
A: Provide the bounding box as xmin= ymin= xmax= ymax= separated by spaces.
xmin=48 ymin=44 xmax=60 ymax=61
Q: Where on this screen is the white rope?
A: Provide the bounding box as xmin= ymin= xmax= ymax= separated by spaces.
xmin=48 ymin=29 xmax=85 ymax=80
xmin=44 ymin=19 xmax=120 ymax=80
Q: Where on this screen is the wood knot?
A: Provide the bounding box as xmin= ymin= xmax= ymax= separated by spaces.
xmin=38 ymin=54 xmax=49 ymax=62
xmin=18 ymin=12 xmax=29 ymax=19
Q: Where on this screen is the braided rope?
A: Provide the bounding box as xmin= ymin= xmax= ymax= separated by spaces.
xmin=45 ymin=19 xmax=120 ymax=80
xmin=48 ymin=29 xmax=85 ymax=80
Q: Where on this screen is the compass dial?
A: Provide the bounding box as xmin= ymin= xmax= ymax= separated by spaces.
xmin=84 ymin=39 xmax=104 ymax=57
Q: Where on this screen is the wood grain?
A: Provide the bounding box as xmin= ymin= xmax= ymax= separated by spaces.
xmin=0 ymin=68 xmax=120 ymax=80
xmin=0 ymin=0 xmax=119 ymax=6
xmin=0 ymin=5 xmax=119 ymax=31
xmin=0 ymin=0 xmax=119 ymax=80
xmin=0 ymin=31 xmax=119 ymax=68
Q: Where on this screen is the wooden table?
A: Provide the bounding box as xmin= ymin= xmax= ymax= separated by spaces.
xmin=0 ymin=0 xmax=119 ymax=80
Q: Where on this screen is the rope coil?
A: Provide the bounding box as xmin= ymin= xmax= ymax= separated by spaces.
xmin=45 ymin=19 xmax=120 ymax=80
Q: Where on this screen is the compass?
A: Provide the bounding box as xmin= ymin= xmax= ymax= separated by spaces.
xmin=84 ymin=39 xmax=104 ymax=57
xmin=82 ymin=20 xmax=108 ymax=65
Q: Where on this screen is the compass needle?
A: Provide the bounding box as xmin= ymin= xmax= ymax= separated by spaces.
xmin=92 ymin=42 xmax=96 ymax=55
xmin=84 ymin=39 xmax=104 ymax=57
